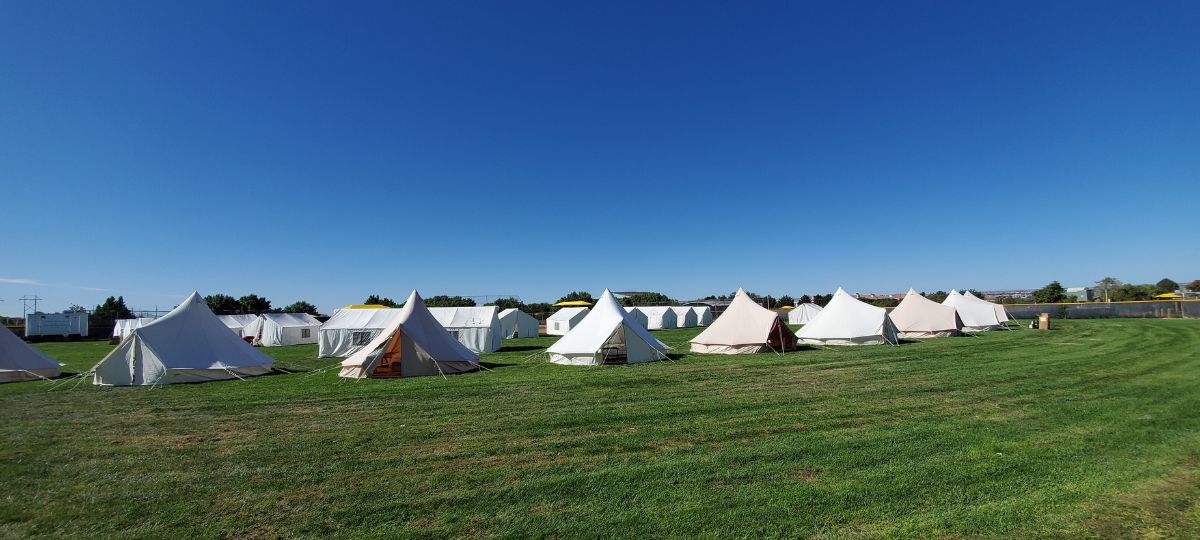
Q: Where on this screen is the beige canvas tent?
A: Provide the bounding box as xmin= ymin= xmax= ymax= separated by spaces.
xmin=0 ymin=326 xmax=61 ymax=383
xmin=547 ymin=290 xmax=669 ymax=365
xmin=795 ymin=289 xmax=899 ymax=345
xmin=339 ymin=291 xmax=479 ymax=378
xmin=889 ymin=288 xmax=963 ymax=338
xmin=942 ymin=290 xmax=1001 ymax=332
xmin=965 ymin=291 xmax=1012 ymax=324
xmin=690 ymin=288 xmax=796 ymax=354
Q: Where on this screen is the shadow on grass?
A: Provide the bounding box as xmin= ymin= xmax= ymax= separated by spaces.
xmin=497 ymin=345 xmax=546 ymax=353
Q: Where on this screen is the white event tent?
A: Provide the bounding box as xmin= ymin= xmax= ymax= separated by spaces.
xmin=670 ymin=306 xmax=698 ymax=328
xmin=318 ymin=308 xmax=404 ymax=357
xmin=428 ymin=306 xmax=503 ymax=353
xmin=339 ymin=291 xmax=479 ymax=378
xmin=965 ymin=291 xmax=1012 ymax=323
xmin=92 ymin=292 xmax=274 ymax=386
xmin=1 ymin=326 xmax=62 ymax=383
xmin=795 ymin=289 xmax=899 ymax=346
xmin=112 ymin=318 xmax=157 ymax=341
xmin=546 ymin=307 xmax=589 ymax=336
xmin=498 ymin=309 xmax=540 ymax=338
xmin=690 ymin=289 xmax=796 ymax=354
xmin=631 ymin=306 xmax=678 ymax=330
xmin=889 ymin=289 xmax=962 ymax=338
xmin=217 ymin=314 xmax=259 ymax=337
xmin=547 ymin=290 xmax=670 ymax=365
xmin=244 ymin=313 xmax=322 ymax=346
xmin=692 ymin=306 xmax=714 ymax=326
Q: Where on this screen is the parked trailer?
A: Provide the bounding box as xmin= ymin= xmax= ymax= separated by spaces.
xmin=24 ymin=311 xmax=88 ymax=340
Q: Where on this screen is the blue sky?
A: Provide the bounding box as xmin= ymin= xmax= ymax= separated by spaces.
xmin=1 ymin=1 xmax=1197 ymax=315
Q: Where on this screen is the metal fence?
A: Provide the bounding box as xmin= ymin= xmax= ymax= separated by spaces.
xmin=1003 ymin=300 xmax=1200 ymax=319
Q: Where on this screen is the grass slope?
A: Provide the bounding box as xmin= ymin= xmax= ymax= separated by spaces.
xmin=2 ymin=319 xmax=1199 ymax=538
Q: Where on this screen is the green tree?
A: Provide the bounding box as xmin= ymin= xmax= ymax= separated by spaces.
xmin=778 ymin=295 xmax=795 ymax=307
xmin=812 ymin=294 xmax=833 ymax=307
xmin=486 ymin=297 xmax=525 ymax=310
xmin=867 ymin=298 xmax=900 ymax=308
xmin=923 ymin=291 xmax=949 ymax=303
xmin=1186 ymin=279 xmax=1200 ymax=292
xmin=1032 ymin=281 xmax=1068 ymax=303
xmin=1095 ymin=277 xmax=1121 ymax=302
xmin=66 ymin=304 xmax=88 ymax=313
xmin=364 ymin=294 xmax=400 ymax=307
xmin=1155 ymin=278 xmax=1180 ymax=294
xmin=798 ymin=294 xmax=812 ymax=305
xmin=423 ymin=295 xmax=476 ymax=307
xmin=620 ymin=292 xmax=673 ymax=306
xmin=93 ymin=296 xmax=134 ymax=320
xmin=1112 ymin=283 xmax=1154 ymax=301
xmin=205 ymin=294 xmax=242 ymax=314
xmin=556 ymin=291 xmax=594 ymax=304
xmin=238 ymin=294 xmax=272 ymax=314
xmin=282 ymin=300 xmax=321 ymax=316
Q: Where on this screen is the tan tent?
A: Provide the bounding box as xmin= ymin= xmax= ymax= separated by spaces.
xmin=339 ymin=291 xmax=479 ymax=378
xmin=889 ymin=288 xmax=963 ymax=338
xmin=689 ymin=288 xmax=796 ymax=354
xmin=795 ymin=289 xmax=899 ymax=346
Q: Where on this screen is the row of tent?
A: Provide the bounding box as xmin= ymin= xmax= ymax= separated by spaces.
xmin=0 ymin=286 xmax=1012 ymax=385
xmin=546 ymin=305 xmax=714 ymax=335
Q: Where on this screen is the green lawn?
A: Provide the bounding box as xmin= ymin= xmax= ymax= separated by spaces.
xmin=2 ymin=319 xmax=1199 ymax=538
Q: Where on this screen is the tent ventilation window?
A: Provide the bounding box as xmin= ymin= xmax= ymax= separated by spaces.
xmin=351 ymin=331 xmax=372 ymax=346
xmin=300 ymin=328 xmax=311 ymax=338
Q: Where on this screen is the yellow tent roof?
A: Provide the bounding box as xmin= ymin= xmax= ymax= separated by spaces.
xmin=553 ymin=300 xmax=594 ymax=307
xmin=1154 ymin=293 xmax=1183 ymax=299
xmin=343 ymin=304 xmax=391 ymax=309
xmin=778 ymin=306 xmax=795 ymax=310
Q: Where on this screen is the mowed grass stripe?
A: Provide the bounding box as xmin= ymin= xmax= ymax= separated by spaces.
xmin=1 ymin=319 xmax=1198 ymax=538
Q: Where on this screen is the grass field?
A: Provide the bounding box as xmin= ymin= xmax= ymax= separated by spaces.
xmin=2 ymin=319 xmax=1199 ymax=538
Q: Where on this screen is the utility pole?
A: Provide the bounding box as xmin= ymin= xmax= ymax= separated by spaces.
xmin=19 ymin=295 xmax=42 ymax=317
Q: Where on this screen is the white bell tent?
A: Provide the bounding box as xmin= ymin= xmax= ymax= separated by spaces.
xmin=889 ymin=289 xmax=962 ymax=338
xmin=942 ymin=290 xmax=1001 ymax=332
xmin=965 ymin=291 xmax=1012 ymax=323
xmin=631 ymin=306 xmax=678 ymax=330
xmin=689 ymin=289 xmax=796 ymax=354
xmin=546 ymin=307 xmax=589 ymax=336
xmin=92 ymin=292 xmax=275 ymax=386
xmin=498 ymin=308 xmax=539 ymax=338
xmin=787 ymin=303 xmax=823 ymax=325
xmin=670 ymin=306 xmax=698 ymax=328
xmin=244 ymin=313 xmax=322 ymax=347
xmin=428 ymin=306 xmax=503 ymax=353
xmin=547 ymin=289 xmax=670 ymax=366
xmin=795 ymin=289 xmax=899 ymax=346
xmin=692 ymin=306 xmax=714 ymax=326
xmin=217 ymin=314 xmax=259 ymax=337
xmin=318 ymin=308 xmax=404 ymax=357
xmin=339 ymin=291 xmax=479 ymax=378
xmin=0 ymin=326 xmax=62 ymax=383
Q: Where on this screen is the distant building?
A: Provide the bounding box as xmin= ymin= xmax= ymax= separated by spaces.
xmin=25 ymin=311 xmax=88 ymax=339
xmin=1064 ymin=287 xmax=1096 ymax=302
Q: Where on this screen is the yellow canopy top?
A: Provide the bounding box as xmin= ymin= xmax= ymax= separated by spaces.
xmin=344 ymin=304 xmax=391 ymax=309
xmin=1154 ymin=293 xmax=1183 ymax=299
xmin=553 ymin=300 xmax=594 ymax=307
xmin=778 ymin=306 xmax=795 ymax=310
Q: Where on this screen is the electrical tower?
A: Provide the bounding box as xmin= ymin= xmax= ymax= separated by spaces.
xmin=19 ymin=295 xmax=42 ymax=317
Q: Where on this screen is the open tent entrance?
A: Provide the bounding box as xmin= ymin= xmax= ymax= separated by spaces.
xmin=767 ymin=317 xmax=797 ymax=352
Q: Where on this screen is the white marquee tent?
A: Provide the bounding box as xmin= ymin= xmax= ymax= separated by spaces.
xmin=1 ymin=326 xmax=61 ymax=383
xmin=547 ymin=307 xmax=589 ymax=336
xmin=624 ymin=307 xmax=649 ymax=329
xmin=670 ymin=306 xmax=698 ymax=328
xmin=795 ymin=289 xmax=899 ymax=346
xmin=692 ymin=306 xmax=714 ymax=326
xmin=112 ymin=318 xmax=157 ymax=341
xmin=631 ymin=306 xmax=678 ymax=330
xmin=690 ymin=289 xmax=796 ymax=354
xmin=244 ymin=313 xmax=322 ymax=347
xmin=547 ymin=290 xmax=670 ymax=366
xmin=787 ymin=303 xmax=823 ymax=325
xmin=318 ymin=307 xmax=404 ymax=358
xmin=942 ymin=290 xmax=1002 ymax=332
xmin=217 ymin=314 xmax=259 ymax=337
xmin=339 ymin=291 xmax=479 ymax=378
xmin=889 ymin=289 xmax=962 ymax=338
xmin=92 ymin=292 xmax=275 ymax=386
xmin=499 ymin=308 xmax=539 ymax=338
xmin=428 ymin=306 xmax=503 ymax=353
